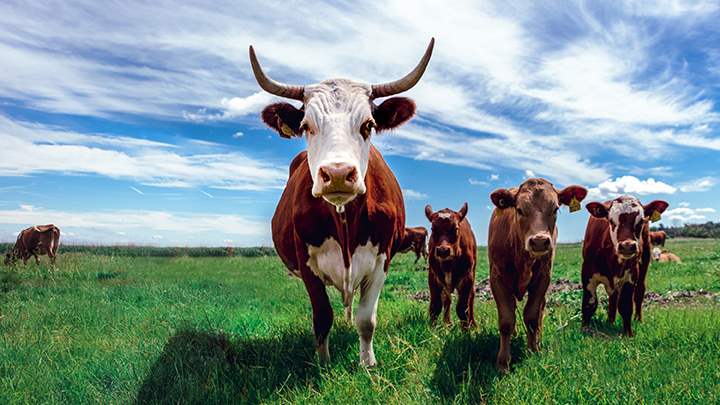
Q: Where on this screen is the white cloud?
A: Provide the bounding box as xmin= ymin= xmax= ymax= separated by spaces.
xmin=468 ymin=178 xmax=488 ymax=186
xmin=402 ymin=188 xmax=428 ymax=201
xmin=587 ymin=176 xmax=677 ymax=200
xmin=200 ymin=190 xmax=214 ymax=198
xmin=0 ymin=115 xmax=286 ymax=191
xmin=525 ymin=169 xmax=535 ymax=178
xmin=232 ymin=131 xmax=244 ymax=138
xmin=663 ymin=206 xmax=717 ymax=224
xmin=490 ymin=174 xmax=500 ymax=181
xmin=19 ymin=204 xmax=35 ymax=212
xmin=679 ymin=176 xmax=716 ymax=192
xmin=130 ymin=186 xmax=145 ymax=195
xmin=0 ymin=205 xmax=270 ymax=246
xmin=678 ymin=201 xmax=690 ymax=207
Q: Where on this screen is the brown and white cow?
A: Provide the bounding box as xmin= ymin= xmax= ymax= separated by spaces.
xmin=252 ymin=39 xmax=434 ymax=366
xmin=582 ymin=196 xmax=669 ymax=336
xmin=4 ymin=224 xmax=61 ymax=265
xmin=425 ymin=203 xmax=476 ymax=328
xmin=652 ymin=248 xmax=681 ymax=263
xmin=488 ymin=178 xmax=587 ymax=372
xmin=649 ymin=230 xmax=667 ymax=247
xmin=398 ymin=226 xmax=428 ymax=263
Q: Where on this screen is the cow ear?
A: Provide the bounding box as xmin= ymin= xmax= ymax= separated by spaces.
xmin=457 ymin=202 xmax=468 ymax=222
xmin=586 ymin=202 xmax=610 ymax=218
xmin=490 ymin=188 xmax=516 ymax=209
xmin=643 ymin=200 xmax=669 ymax=222
xmin=558 ymin=185 xmax=588 ymax=213
xmin=425 ymin=204 xmax=434 ymax=222
xmin=373 ymin=97 xmax=416 ymax=132
xmin=261 ymin=103 xmax=304 ymax=138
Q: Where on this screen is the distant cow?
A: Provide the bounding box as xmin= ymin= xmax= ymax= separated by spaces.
xmin=649 ymin=231 xmax=667 ymax=247
xmin=582 ymin=196 xmax=669 ymax=336
xmin=398 ymin=226 xmax=428 ymax=263
xmin=253 ymin=39 xmax=434 ymax=366
xmin=652 ymin=247 xmax=681 ymax=263
xmin=425 ymin=203 xmax=476 ymax=328
xmin=488 ymin=179 xmax=587 ymax=372
xmin=4 ymin=224 xmax=61 ymax=265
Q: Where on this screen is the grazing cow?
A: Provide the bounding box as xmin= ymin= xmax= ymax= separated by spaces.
xmin=582 ymin=196 xmax=669 ymax=336
xmin=252 ymin=39 xmax=434 ymax=366
xmin=649 ymin=230 xmax=667 ymax=247
xmin=488 ymin=178 xmax=587 ymax=372
xmin=425 ymin=203 xmax=476 ymax=328
xmin=652 ymin=247 xmax=681 ymax=263
xmin=4 ymin=224 xmax=61 ymax=265
xmin=398 ymin=226 xmax=428 ymax=263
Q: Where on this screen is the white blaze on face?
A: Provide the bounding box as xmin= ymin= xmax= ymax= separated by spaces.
xmin=607 ymin=196 xmax=644 ymax=251
xmin=303 ymin=79 xmax=373 ymax=206
xmin=652 ymin=247 xmax=662 ymax=260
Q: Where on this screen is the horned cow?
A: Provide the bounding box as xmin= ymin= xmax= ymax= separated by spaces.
xmin=253 ymin=39 xmax=434 ymax=366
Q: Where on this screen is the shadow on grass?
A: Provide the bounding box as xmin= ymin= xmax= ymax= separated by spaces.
xmin=430 ymin=331 xmax=526 ymax=402
xmin=582 ymin=316 xmax=626 ymax=338
xmin=135 ymin=325 xmax=356 ymax=404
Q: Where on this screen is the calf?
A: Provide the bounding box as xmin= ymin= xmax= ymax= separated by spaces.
xmin=488 ymin=178 xmax=587 ymax=372
xmin=649 ymin=230 xmax=667 ymax=247
xmin=582 ymin=196 xmax=669 ymax=336
xmin=653 ymin=248 xmax=681 ymax=263
xmin=425 ymin=203 xmax=476 ymax=328
xmin=5 ymin=224 xmax=61 ymax=265
xmin=398 ymin=226 xmax=428 ymax=263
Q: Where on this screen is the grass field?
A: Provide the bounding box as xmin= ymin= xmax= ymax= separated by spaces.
xmin=1 ymin=239 xmax=719 ymax=404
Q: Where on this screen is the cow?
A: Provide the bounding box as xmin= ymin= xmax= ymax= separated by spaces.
xmin=649 ymin=230 xmax=667 ymax=247
xmin=251 ymin=39 xmax=434 ymax=366
xmin=582 ymin=196 xmax=669 ymax=336
xmin=398 ymin=226 xmax=428 ymax=263
xmin=4 ymin=224 xmax=61 ymax=266
xmin=488 ymin=178 xmax=587 ymax=372
xmin=652 ymin=247 xmax=681 ymax=263
xmin=425 ymin=203 xmax=476 ymax=328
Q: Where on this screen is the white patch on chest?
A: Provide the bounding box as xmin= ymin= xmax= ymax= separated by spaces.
xmin=586 ymin=274 xmax=610 ymax=305
xmin=306 ymin=237 xmax=383 ymax=293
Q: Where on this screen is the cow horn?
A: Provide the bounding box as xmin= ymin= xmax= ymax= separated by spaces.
xmin=249 ymin=45 xmax=304 ymax=100
xmin=371 ymin=38 xmax=435 ymax=99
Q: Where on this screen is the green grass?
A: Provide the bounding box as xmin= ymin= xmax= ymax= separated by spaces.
xmin=1 ymin=239 xmax=719 ymax=404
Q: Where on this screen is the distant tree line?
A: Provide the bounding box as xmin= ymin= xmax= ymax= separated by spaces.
xmin=652 ymin=222 xmax=720 ymax=239
xmin=0 ymin=244 xmax=276 ymax=258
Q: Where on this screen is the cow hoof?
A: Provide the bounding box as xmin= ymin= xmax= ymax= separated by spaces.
xmin=495 ymin=362 xmax=510 ymax=374
xmin=360 ymin=354 xmax=377 ymax=368
xmin=581 ymin=326 xmax=593 ymax=334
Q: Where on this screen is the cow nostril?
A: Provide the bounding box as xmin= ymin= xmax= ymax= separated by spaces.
xmin=319 ymin=167 xmax=331 ymax=183
xmin=346 ymin=167 xmax=358 ymax=183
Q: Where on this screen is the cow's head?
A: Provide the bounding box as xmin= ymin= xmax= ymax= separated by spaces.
xmin=491 ymin=178 xmax=587 ymax=257
xmin=586 ymin=196 xmax=669 ymax=261
xmin=251 ymin=39 xmax=434 ymax=208
xmin=652 ymin=247 xmax=662 ymax=261
xmin=425 ymin=202 xmax=468 ymax=261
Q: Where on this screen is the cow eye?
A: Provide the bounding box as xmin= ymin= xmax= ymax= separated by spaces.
xmin=517 ymin=208 xmax=525 ymax=216
xmin=360 ymin=120 xmax=375 ymax=139
xmin=553 ymin=207 xmax=559 ymax=215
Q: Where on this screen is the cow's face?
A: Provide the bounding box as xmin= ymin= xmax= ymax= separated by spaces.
xmin=491 ymin=179 xmax=587 ymax=257
xmin=652 ymin=247 xmax=662 ymax=261
xmin=4 ymin=251 xmax=15 ymax=265
xmin=425 ymin=203 xmax=468 ymax=261
xmin=250 ymin=39 xmax=433 ymax=210
xmin=261 ymin=83 xmax=415 ymax=207
xmin=586 ymin=196 xmax=669 ymax=260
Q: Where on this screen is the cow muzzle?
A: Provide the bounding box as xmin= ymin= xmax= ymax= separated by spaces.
xmin=527 ymin=233 xmax=552 ymax=256
xmin=617 ymin=240 xmax=638 ymax=259
xmin=434 ymin=245 xmax=453 ymax=260
xmin=314 ymin=163 xmax=363 ymax=206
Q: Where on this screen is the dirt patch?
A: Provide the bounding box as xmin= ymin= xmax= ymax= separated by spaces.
xmin=411 ymin=278 xmax=719 ymax=305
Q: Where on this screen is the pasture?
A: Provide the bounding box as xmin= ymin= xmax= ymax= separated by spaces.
xmin=1 ymin=239 xmax=719 ymax=404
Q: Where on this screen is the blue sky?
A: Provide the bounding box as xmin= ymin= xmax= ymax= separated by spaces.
xmin=0 ymin=0 xmax=718 ymax=246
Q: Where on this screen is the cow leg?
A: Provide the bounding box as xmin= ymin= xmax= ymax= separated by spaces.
xmin=428 ymin=274 xmax=443 ymax=325
xmin=441 ymin=287 xmax=452 ymax=325
xmin=300 ymin=270 xmax=333 ymax=364
xmin=490 ymin=275 xmax=516 ymax=373
xmin=455 ymin=277 xmax=475 ymax=329
xmin=581 ymin=286 xmax=598 ymax=329
xmin=34 ymin=253 xmax=40 ymax=265
xmin=524 ymin=273 xmax=550 ymax=353
xmin=607 ymin=290 xmax=619 ymax=324
xmin=634 ymin=281 xmax=645 ymax=321
xmin=619 ymin=283 xmax=635 ymax=337
xmin=355 ymin=257 xmax=387 ymax=367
